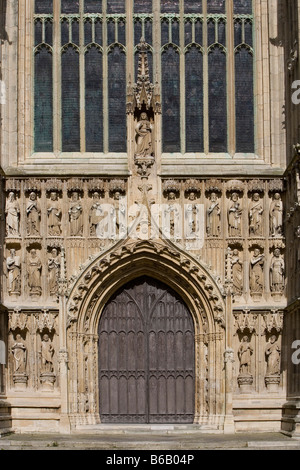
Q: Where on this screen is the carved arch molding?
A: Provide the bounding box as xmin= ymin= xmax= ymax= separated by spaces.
xmin=66 ymin=239 xmax=226 ymax=426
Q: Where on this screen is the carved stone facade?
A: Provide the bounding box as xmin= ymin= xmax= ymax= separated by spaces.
xmin=0 ymin=0 xmax=299 ymax=437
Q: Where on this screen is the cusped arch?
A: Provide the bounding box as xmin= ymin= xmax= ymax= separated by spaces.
xmin=67 ymin=239 xmax=226 ymax=337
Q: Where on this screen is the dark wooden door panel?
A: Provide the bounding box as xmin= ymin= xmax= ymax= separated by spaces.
xmin=98 ymin=277 xmax=195 ymax=424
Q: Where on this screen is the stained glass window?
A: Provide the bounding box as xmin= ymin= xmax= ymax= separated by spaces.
xmin=33 ymin=0 xmax=255 ymax=156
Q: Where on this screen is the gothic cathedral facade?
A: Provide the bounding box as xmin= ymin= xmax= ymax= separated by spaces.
xmin=0 ymin=0 xmax=300 ymax=436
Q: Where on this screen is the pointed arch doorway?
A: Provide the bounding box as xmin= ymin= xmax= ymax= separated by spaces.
xmin=98 ymin=276 xmax=195 ymax=424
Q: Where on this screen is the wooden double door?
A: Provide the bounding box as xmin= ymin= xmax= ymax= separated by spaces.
xmin=98 ymin=277 xmax=195 ymax=424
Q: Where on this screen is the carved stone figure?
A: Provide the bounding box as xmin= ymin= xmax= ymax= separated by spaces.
xmin=11 ymin=334 xmax=27 ymax=373
xmin=265 ymin=335 xmax=281 ymax=376
xmin=238 ymin=335 xmax=253 ymax=375
xmin=135 ymin=112 xmax=153 ymax=158
xmin=7 ymin=249 xmax=21 ymax=296
xmin=249 ymin=192 xmax=263 ymax=236
xmin=48 ymin=248 xmax=60 ymax=296
xmin=27 ymin=249 xmax=42 ymax=296
xmin=270 ymin=249 xmax=285 ymax=293
xmin=40 ymin=334 xmax=54 ymax=373
xmin=89 ymin=192 xmax=103 ymax=236
xmin=69 ymin=191 xmax=83 ymax=236
xmin=111 ymin=191 xmax=126 ymax=239
xmin=231 ymin=249 xmax=243 ymax=296
xmin=250 ymin=248 xmax=264 ymax=295
xmin=186 ymin=192 xmax=198 ymax=237
xmin=228 ymin=192 xmax=242 ymax=237
xmin=207 ymin=192 xmax=221 ymax=237
xmin=5 ymin=192 xmax=20 ymax=237
xmin=164 ymin=192 xmax=180 ymax=239
xmin=270 ymin=192 xmax=283 ymax=237
xmin=26 ymin=192 xmax=41 ymax=236
xmin=47 ymin=191 xmax=62 ymax=236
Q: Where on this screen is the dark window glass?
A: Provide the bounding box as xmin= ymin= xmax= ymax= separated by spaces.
xmin=185 ymin=47 xmax=203 ymax=153
xmin=134 ymin=19 xmax=152 ymax=46
xmin=195 ymin=20 xmax=203 ymax=45
xmin=108 ymin=46 xmax=127 ymax=152
xmin=85 ymin=47 xmax=103 ymax=152
xmin=35 ymin=0 xmax=53 ymax=14
xmin=161 ymin=0 xmax=179 ymax=13
xmin=172 ymin=20 xmax=180 ymax=46
xmin=162 ymin=47 xmax=180 ymax=152
xmin=161 ymin=19 xmax=169 ymax=45
xmin=34 ymin=48 xmax=53 ymax=152
xmin=244 ymin=20 xmax=253 ymax=47
xmin=184 ymin=0 xmax=202 ymax=14
xmin=207 ymin=20 xmax=215 ymax=45
xmin=134 ymin=0 xmax=152 ymax=13
xmin=35 ymin=20 xmax=43 ymax=46
xmin=207 ymin=0 xmax=225 ymax=14
xmin=107 ymin=0 xmax=125 ymax=14
xmin=85 ymin=20 xmax=93 ymax=45
xmin=185 ymin=20 xmax=193 ymax=46
xmin=118 ymin=19 xmax=126 ymax=45
xmin=208 ymin=47 xmax=227 ymax=152
xmin=85 ymin=0 xmax=102 ymax=13
xmin=107 ymin=20 xmax=115 ymax=45
xmin=62 ymin=47 xmax=80 ymax=151
xmin=61 ymin=19 xmax=70 ymax=45
xmin=235 ymin=47 xmax=254 ymax=152
xmin=234 ymin=0 xmax=252 ymax=14
xmin=61 ymin=0 xmax=79 ymax=14
xmin=72 ymin=19 xmax=80 ymax=45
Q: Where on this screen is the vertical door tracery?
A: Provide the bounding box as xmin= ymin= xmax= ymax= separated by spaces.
xmin=98 ymin=276 xmax=195 ymax=423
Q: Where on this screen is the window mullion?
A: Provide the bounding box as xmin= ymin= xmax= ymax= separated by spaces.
xmin=103 ymin=0 xmax=109 ymax=154
xmin=180 ymin=0 xmax=185 ymax=154
xmin=203 ymin=0 xmax=209 ymax=154
xmin=53 ymin=0 xmax=61 ymax=154
xmin=80 ymin=0 xmax=86 ymax=153
xmin=227 ymin=0 xmax=235 ymax=156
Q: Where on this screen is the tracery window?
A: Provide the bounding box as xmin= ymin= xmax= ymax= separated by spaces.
xmin=33 ymin=0 xmax=254 ymax=155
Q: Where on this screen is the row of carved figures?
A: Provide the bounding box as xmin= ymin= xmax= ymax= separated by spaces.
xmin=5 ymin=190 xmax=284 ymax=239
xmin=10 ymin=333 xmax=56 ymax=390
xmin=6 ymin=248 xmax=60 ymax=297
xmin=230 ymin=247 xmax=285 ymax=297
xmin=5 ymin=190 xmax=124 ymax=238
xmin=8 ymin=332 xmax=280 ymax=392
xmin=237 ymin=334 xmax=281 ymax=390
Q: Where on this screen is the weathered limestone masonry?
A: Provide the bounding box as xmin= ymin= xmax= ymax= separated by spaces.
xmin=0 ymin=0 xmax=298 ymax=435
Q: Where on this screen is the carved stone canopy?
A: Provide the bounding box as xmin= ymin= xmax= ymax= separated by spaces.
xmin=127 ymin=38 xmax=161 ymax=115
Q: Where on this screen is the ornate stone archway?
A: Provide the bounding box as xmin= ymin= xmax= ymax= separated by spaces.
xmin=65 ymin=238 xmax=227 ymax=429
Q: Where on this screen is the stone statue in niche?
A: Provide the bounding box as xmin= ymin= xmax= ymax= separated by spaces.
xmin=26 ymin=192 xmax=41 ymax=236
xmin=48 ymin=248 xmax=61 ymax=296
xmin=270 ymin=192 xmax=283 ymax=237
xmin=231 ymin=249 xmax=243 ymax=296
xmin=27 ymin=249 xmax=42 ymax=296
xmin=249 ymin=192 xmax=264 ymax=236
xmin=89 ymin=192 xmax=103 ymax=236
xmin=69 ymin=191 xmax=83 ymax=236
xmin=265 ymin=335 xmax=281 ymax=376
xmin=135 ymin=112 xmax=153 ymax=159
xmin=207 ymin=192 xmax=221 ymax=237
xmin=111 ymin=191 xmax=126 ymax=239
xmin=5 ymin=191 xmax=20 ymax=237
xmin=238 ymin=335 xmax=253 ymax=375
xmin=186 ymin=192 xmax=198 ymax=237
xmin=164 ymin=192 xmax=180 ymax=239
xmin=7 ymin=248 xmax=21 ymax=296
xmin=40 ymin=334 xmax=54 ymax=374
xmin=228 ymin=192 xmax=242 ymax=237
xmin=11 ymin=334 xmax=27 ymax=373
xmin=47 ymin=191 xmax=62 ymax=236
xmin=250 ymin=248 xmax=264 ymax=295
xmin=270 ymin=249 xmax=285 ymax=293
